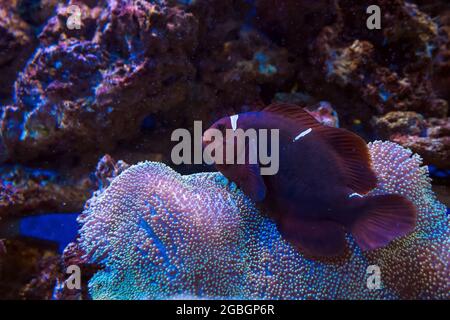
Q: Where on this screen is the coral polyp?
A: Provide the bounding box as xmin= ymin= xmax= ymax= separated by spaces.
xmin=73 ymin=141 xmax=448 ymax=300
xmin=78 ymin=162 xmax=268 ymax=299
xmin=367 ymin=141 xmax=449 ymax=299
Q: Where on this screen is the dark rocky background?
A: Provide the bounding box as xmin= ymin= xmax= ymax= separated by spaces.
xmin=0 ymin=0 xmax=448 ymax=299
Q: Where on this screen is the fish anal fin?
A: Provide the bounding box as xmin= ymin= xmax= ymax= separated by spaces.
xmin=280 ymin=217 xmax=346 ymax=257
xmin=317 ymin=127 xmax=377 ymax=194
xmin=351 ymin=194 xmax=417 ymax=251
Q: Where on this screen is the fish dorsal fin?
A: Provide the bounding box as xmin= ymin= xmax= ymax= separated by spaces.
xmin=316 ymin=127 xmax=377 ymax=194
xmin=263 ymin=103 xmax=321 ymax=129
xmin=263 ymin=103 xmax=377 ymax=194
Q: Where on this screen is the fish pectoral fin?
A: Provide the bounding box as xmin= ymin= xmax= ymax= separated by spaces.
xmin=240 ymin=163 xmax=267 ymax=202
xmin=221 ymin=163 xmax=266 ymax=203
xmin=280 ymin=218 xmax=346 ymax=257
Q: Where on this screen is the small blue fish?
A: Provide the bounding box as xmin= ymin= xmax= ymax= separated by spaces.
xmin=0 ymin=213 xmax=79 ymax=253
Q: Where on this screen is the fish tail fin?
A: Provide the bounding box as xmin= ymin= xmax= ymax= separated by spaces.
xmin=351 ymin=194 xmax=417 ymax=251
xmin=0 ymin=214 xmax=79 ymax=253
xmin=0 ymin=218 xmax=20 ymax=238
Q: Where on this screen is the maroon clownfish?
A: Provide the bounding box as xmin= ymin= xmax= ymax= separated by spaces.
xmin=202 ymin=103 xmax=417 ymax=257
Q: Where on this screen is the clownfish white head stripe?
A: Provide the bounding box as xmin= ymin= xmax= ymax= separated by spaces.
xmin=230 ymin=115 xmax=239 ymax=132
